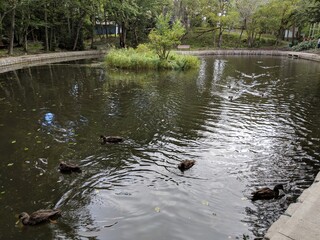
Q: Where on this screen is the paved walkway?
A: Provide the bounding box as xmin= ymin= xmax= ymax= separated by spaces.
xmin=264 ymin=172 xmax=320 ymax=240
xmin=0 ymin=50 xmax=106 ymax=73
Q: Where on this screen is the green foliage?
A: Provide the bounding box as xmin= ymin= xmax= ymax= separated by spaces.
xmin=181 ymin=27 xmax=280 ymax=49
xmin=292 ymin=40 xmax=317 ymax=51
xmin=105 ymin=46 xmax=199 ymax=70
xmin=148 ymin=14 xmax=186 ymax=60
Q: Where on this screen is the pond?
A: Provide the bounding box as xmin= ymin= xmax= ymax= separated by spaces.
xmin=0 ymin=56 xmax=320 ymax=240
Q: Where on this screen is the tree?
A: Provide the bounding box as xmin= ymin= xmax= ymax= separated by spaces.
xmin=148 ymin=13 xmax=185 ymax=60
xmin=234 ymin=0 xmax=265 ymax=47
xmin=104 ymin=0 xmax=139 ymax=48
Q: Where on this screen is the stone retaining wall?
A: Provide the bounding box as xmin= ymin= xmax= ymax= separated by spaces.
xmin=264 ymin=172 xmax=320 ymax=240
xmin=0 ymin=50 xmax=106 ymax=73
xmin=176 ymin=50 xmax=320 ymax=62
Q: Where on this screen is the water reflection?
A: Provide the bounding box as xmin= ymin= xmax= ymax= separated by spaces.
xmin=0 ymin=57 xmax=320 ymax=240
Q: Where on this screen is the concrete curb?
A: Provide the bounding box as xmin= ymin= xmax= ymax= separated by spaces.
xmin=264 ymin=172 xmax=320 ymax=240
xmin=176 ymin=50 xmax=320 ymax=62
xmin=0 ymin=50 xmax=106 ymax=73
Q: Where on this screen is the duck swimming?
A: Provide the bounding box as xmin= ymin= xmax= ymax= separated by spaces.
xmin=59 ymin=161 xmax=81 ymax=173
xmin=178 ymin=160 xmax=196 ymax=172
xmin=251 ymin=184 xmax=285 ymax=201
xmin=19 ymin=209 xmax=61 ymax=225
xmin=100 ymin=135 xmax=124 ymax=144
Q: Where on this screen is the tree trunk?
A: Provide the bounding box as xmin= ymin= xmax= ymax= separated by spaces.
xmin=8 ymin=6 xmax=16 ymax=55
xmin=104 ymin=11 xmax=108 ymax=40
xmin=73 ymin=19 xmax=83 ymax=50
xmin=44 ymin=4 xmax=49 ymax=51
xmin=133 ymin=26 xmax=138 ymax=47
xmin=119 ymin=21 xmax=126 ymax=48
xmin=239 ymin=28 xmax=244 ymax=44
xmin=90 ymin=15 xmax=95 ymax=49
xmin=23 ymin=31 xmax=28 ymax=52
xmin=218 ymin=26 xmax=223 ymax=48
xmin=292 ymin=23 xmax=296 ymax=45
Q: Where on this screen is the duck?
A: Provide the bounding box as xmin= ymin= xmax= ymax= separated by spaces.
xmin=100 ymin=135 xmax=124 ymax=144
xmin=251 ymin=184 xmax=285 ymax=201
xmin=58 ymin=161 xmax=81 ymax=173
xmin=178 ymin=160 xmax=196 ymax=172
xmin=19 ymin=209 xmax=61 ymax=225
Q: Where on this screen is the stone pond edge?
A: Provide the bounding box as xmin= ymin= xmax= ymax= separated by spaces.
xmin=0 ymin=50 xmax=107 ymax=73
xmin=263 ymin=171 xmax=320 ymax=240
xmin=176 ymin=49 xmax=320 ymax=62
xmin=0 ymin=49 xmax=319 ymax=73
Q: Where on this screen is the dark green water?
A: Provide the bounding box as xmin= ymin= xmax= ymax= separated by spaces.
xmin=0 ymin=56 xmax=320 ymax=239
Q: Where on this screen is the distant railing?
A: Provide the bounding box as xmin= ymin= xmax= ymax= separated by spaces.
xmin=177 ymin=45 xmax=190 ymax=50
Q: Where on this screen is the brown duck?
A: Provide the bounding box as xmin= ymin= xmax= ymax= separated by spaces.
xmin=19 ymin=209 xmax=61 ymax=225
xmin=100 ymin=135 xmax=124 ymax=144
xmin=178 ymin=160 xmax=196 ymax=172
xmin=59 ymin=161 xmax=81 ymax=173
xmin=251 ymin=184 xmax=285 ymax=201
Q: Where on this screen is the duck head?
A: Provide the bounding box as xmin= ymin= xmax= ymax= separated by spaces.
xmin=19 ymin=212 xmax=30 ymax=225
xmin=274 ymin=184 xmax=284 ymax=192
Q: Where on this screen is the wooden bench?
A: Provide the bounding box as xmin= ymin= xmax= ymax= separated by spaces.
xmin=177 ymin=45 xmax=190 ymax=50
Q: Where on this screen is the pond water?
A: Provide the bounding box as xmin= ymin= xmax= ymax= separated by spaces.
xmin=0 ymin=56 xmax=320 ymax=240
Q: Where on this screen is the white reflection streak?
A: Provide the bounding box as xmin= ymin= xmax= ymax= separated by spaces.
xmin=213 ymin=59 xmax=226 ymax=83
xmin=196 ymin=59 xmax=206 ymax=93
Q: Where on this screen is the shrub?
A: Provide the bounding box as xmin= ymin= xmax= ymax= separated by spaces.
xmin=292 ymin=40 xmax=317 ymax=51
xmin=105 ymin=45 xmax=199 ymax=71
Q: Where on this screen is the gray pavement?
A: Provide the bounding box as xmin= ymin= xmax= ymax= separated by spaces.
xmin=264 ymin=172 xmax=320 ymax=240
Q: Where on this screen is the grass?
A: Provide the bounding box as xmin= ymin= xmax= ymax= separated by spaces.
xmin=105 ymin=45 xmax=200 ymax=71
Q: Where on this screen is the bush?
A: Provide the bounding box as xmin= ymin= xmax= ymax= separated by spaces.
xmin=105 ymin=45 xmax=200 ymax=71
xmin=292 ymin=40 xmax=317 ymax=51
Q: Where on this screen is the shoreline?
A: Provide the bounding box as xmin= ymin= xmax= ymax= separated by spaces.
xmin=0 ymin=49 xmax=319 ymax=74
xmin=176 ymin=49 xmax=320 ymax=62
xmin=264 ymin=172 xmax=320 ymax=240
xmin=0 ymin=50 xmax=106 ymax=73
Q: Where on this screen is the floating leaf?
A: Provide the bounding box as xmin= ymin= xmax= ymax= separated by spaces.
xmin=27 ymin=133 xmax=32 ymax=135
xmin=154 ymin=207 xmax=160 ymax=213
xmin=36 ymin=141 xmax=42 ymax=144
xmin=39 ymin=173 xmax=43 ymax=176
xmin=52 ymin=104 xmax=56 ymax=107
xmin=45 ymin=146 xmax=50 ymax=149
xmin=24 ymin=147 xmax=29 ymax=151
xmin=32 ymin=109 xmax=36 ymax=112
xmin=22 ymin=109 xmax=26 ymax=112
xmin=201 ymin=200 xmax=209 ymax=206
xmin=11 ymin=140 xmax=16 ymax=144
xmin=7 ymin=163 xmax=14 ymax=167
xmin=35 ymin=136 xmax=39 ymax=139
xmin=1 ymin=191 xmax=5 ymax=194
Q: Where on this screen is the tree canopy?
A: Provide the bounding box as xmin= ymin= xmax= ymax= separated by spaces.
xmin=0 ymin=0 xmax=319 ymax=55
